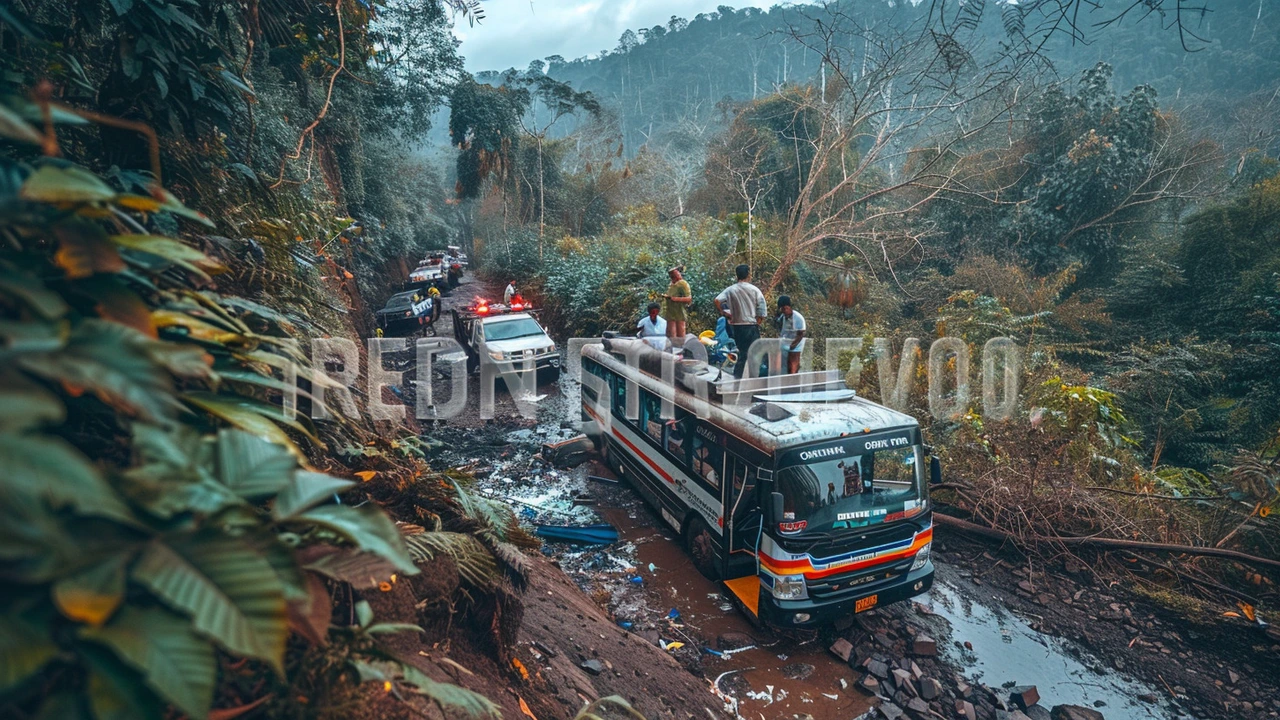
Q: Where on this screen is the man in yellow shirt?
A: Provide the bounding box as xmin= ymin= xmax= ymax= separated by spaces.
xmin=662 ymin=266 xmax=692 ymax=340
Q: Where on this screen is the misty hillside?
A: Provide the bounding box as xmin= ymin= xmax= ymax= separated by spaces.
xmin=481 ymin=0 xmax=1279 ymax=154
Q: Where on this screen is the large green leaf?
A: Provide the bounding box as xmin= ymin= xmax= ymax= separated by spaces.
xmin=273 ymin=471 xmax=354 ymax=520
xmin=302 ymin=546 xmax=401 ymax=590
xmin=20 ymin=164 xmax=116 ymax=204
xmin=215 ymin=429 xmax=296 ymax=498
xmin=53 ymin=553 xmax=130 ymax=627
xmin=0 ymin=269 xmax=69 ymax=319
xmin=81 ymin=643 xmax=165 ymax=720
xmin=0 ymin=614 xmax=57 ymax=693
xmin=183 ymin=393 xmax=303 ymax=460
xmin=81 ymin=605 xmax=216 ymax=719
xmin=0 ymin=432 xmax=134 ymax=524
xmin=122 ymin=424 xmax=243 ymax=518
xmin=399 ymin=662 xmax=501 ymax=719
xmin=297 ymin=504 xmax=416 ymax=574
xmin=18 ymin=320 xmax=177 ymax=422
xmin=0 ymin=102 xmax=42 ymax=145
xmin=0 ymin=370 xmax=65 ymax=431
xmin=109 ymin=234 xmax=225 ymax=278
xmin=132 ymin=533 xmax=288 ymax=671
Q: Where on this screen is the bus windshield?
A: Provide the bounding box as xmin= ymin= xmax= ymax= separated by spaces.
xmin=775 ymin=446 xmax=924 ymax=530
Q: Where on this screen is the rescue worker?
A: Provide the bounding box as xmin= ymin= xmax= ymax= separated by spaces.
xmin=713 ymin=264 xmax=767 ymax=379
xmin=504 ymin=280 xmax=517 ymax=305
xmin=661 ymin=265 xmax=692 ymax=340
xmin=637 ymin=301 xmax=668 ymax=349
xmin=776 ymin=294 xmax=806 ymax=374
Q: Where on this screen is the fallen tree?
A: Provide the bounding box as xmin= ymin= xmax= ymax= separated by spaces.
xmin=934 ymin=513 xmax=1280 ymax=572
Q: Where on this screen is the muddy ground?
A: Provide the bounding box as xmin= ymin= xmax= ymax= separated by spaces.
xmin=377 ymin=274 xmax=1278 ymax=720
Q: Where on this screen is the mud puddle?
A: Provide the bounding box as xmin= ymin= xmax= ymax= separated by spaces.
xmin=594 ymin=494 xmax=871 ymax=720
xmin=918 ymin=569 xmax=1197 ymax=719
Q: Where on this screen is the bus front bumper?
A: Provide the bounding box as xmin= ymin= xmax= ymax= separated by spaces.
xmin=757 ymin=561 xmax=935 ymax=628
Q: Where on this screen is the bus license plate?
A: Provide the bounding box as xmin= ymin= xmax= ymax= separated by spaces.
xmin=855 ymin=595 xmax=878 ymax=613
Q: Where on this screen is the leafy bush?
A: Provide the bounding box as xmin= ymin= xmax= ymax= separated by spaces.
xmin=0 ymin=109 xmax=459 ymax=720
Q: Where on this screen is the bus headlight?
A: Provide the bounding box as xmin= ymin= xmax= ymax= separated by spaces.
xmin=911 ymin=542 xmax=932 ymax=571
xmin=771 ymin=575 xmax=808 ymax=600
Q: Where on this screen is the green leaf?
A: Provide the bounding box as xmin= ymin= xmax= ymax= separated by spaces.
xmin=301 ymin=546 xmax=401 ymax=589
xmin=183 ymin=393 xmax=304 ymax=460
xmin=0 ymin=432 xmax=134 ymax=524
xmin=0 ymin=269 xmax=69 ymax=319
xmin=20 ymin=164 xmax=117 ymax=204
xmin=296 ymin=504 xmax=416 ymax=575
xmin=398 ymin=662 xmax=501 ymax=719
xmin=348 ymin=658 xmax=387 ymax=683
xmin=355 ymin=599 xmax=374 ymax=629
xmin=0 ymin=614 xmax=57 ymax=693
xmin=216 ymin=429 xmax=297 ymax=498
xmin=19 ymin=320 xmax=177 ymax=422
xmin=53 ymin=553 xmax=130 ymax=627
xmin=0 ymin=102 xmax=41 ymax=145
xmin=108 ymin=235 xmax=224 ymax=275
xmin=219 ymin=70 xmax=256 ymax=96
xmin=153 ymin=187 xmax=215 ymax=228
xmin=81 ymin=605 xmax=215 ymax=719
xmin=0 ymin=370 xmax=65 ymax=431
xmin=106 ymin=0 xmax=134 ymax=15
xmin=81 ymin=642 xmax=165 ymax=720
xmin=132 ymin=533 xmax=289 ymax=671
xmin=273 ymin=471 xmax=354 ymax=520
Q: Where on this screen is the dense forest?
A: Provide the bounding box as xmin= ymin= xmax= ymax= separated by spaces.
xmin=1 ymin=0 xmax=1279 ymax=719
xmin=461 ymin=0 xmax=1280 ymax=656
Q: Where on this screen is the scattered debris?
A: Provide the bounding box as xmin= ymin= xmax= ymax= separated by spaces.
xmin=1049 ymin=705 xmax=1104 ymax=720
xmin=910 ymin=634 xmax=937 ymax=657
xmin=579 ymin=659 xmax=605 ymax=676
xmin=1010 ymin=685 xmax=1040 ymax=710
xmin=541 ymin=434 xmax=593 ymax=467
xmin=533 ymin=523 xmax=618 ymax=544
xmin=829 ymin=637 xmax=854 ymax=663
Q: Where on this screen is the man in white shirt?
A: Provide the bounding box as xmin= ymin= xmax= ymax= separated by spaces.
xmin=636 ymin=302 xmax=668 ymax=349
xmin=714 ymin=264 xmax=767 ymax=379
xmin=776 ymin=294 xmax=806 ymax=374
xmin=503 ymin=280 xmax=517 ymax=305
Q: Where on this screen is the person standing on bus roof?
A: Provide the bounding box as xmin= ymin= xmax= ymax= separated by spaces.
xmin=504 ymin=280 xmax=517 ymax=305
xmin=776 ymin=295 xmax=806 ymax=374
xmin=662 ymin=266 xmax=692 ymax=340
xmin=636 ymin=302 xmax=668 ymax=349
xmin=714 ymin=264 xmax=767 ymax=379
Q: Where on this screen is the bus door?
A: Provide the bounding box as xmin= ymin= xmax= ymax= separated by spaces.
xmin=724 ymin=454 xmax=762 ymax=577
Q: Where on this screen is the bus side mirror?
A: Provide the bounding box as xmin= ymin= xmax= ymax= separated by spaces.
xmin=930 ymin=456 xmax=942 ymax=486
xmin=770 ymin=492 xmax=784 ymax=524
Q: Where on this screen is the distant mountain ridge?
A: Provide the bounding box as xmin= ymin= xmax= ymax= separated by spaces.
xmin=472 ymin=0 xmax=1279 ymax=155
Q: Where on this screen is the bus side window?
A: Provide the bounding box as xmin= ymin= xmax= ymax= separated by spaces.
xmin=666 ymin=409 xmax=691 ymax=465
xmin=611 ymin=372 xmax=626 ymax=420
xmin=691 ymin=429 xmax=723 ymax=489
xmin=641 ymin=391 xmax=664 ymax=444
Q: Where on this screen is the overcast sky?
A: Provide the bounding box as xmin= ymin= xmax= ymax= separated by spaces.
xmin=452 ymin=0 xmax=779 ymax=72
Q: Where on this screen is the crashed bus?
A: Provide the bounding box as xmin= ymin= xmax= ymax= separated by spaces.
xmin=580 ymin=337 xmax=937 ymax=627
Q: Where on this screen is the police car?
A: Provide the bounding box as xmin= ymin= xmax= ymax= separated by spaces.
xmin=451 ymin=298 xmax=560 ymax=379
xmin=376 ymin=289 xmax=434 ymax=336
xmin=407 ymin=256 xmax=447 ymax=291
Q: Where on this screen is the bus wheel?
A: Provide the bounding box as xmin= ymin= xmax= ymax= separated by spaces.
xmin=685 ymin=517 xmax=720 ymax=581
